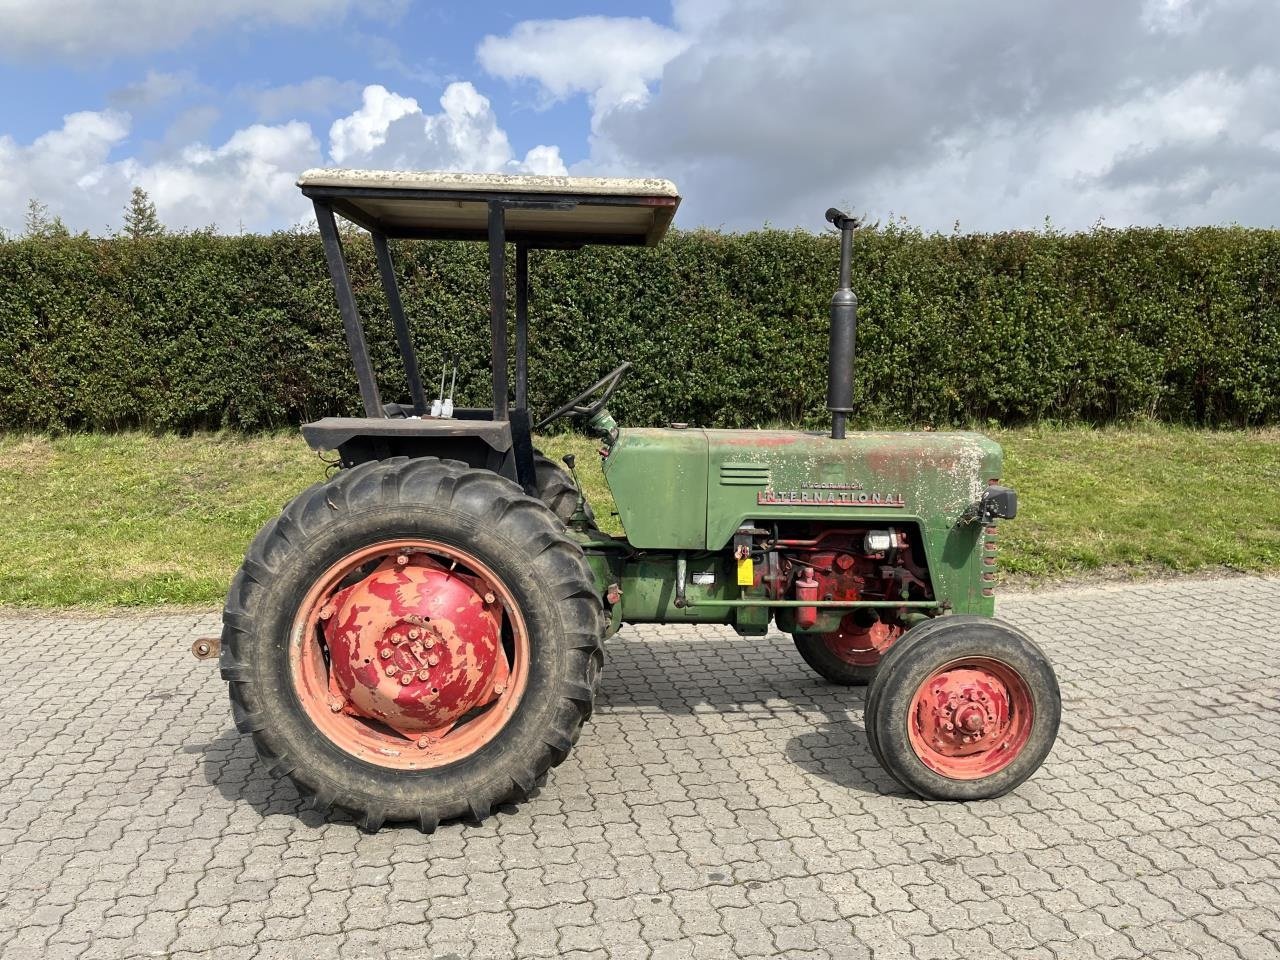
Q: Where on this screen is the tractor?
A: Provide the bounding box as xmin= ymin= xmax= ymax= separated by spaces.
xmin=210 ymin=168 xmax=1061 ymax=831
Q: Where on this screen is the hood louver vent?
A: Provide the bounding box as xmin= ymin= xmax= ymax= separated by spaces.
xmin=719 ymin=462 xmax=771 ymax=486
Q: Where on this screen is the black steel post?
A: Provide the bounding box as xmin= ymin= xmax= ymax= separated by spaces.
xmin=514 ymin=242 xmax=529 ymax=411
xmin=372 ymin=232 xmax=428 ymax=415
xmin=825 ymin=208 xmax=858 ymax=439
xmin=488 ymin=201 xmax=509 ymax=421
xmin=315 ymin=201 xmax=382 ymax=418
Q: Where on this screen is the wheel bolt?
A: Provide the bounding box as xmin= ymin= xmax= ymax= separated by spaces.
xmin=396 ymin=554 xmax=409 ymax=565
xmin=494 ymin=683 xmax=506 ymax=695
xmin=484 ymin=592 xmax=496 ymax=604
xmin=416 ymin=736 xmax=432 ymax=749
xmin=328 ymin=697 xmax=342 ymax=713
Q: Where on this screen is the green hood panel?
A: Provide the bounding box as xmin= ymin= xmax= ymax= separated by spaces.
xmin=603 ymin=427 xmax=1003 ymax=550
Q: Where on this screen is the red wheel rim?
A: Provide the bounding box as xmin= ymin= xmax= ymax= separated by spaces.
xmin=289 ymin=539 xmax=530 ymax=770
xmin=822 ymin=616 xmax=900 ymax=667
xmin=906 ymin=657 xmax=1033 ymax=780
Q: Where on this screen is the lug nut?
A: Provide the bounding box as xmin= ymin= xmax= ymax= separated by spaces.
xmin=416 ymin=736 xmax=432 ymax=750
xmin=399 ymin=673 xmax=412 ymax=686
xmin=385 ymin=666 xmax=398 ymax=677
xmin=484 ymin=592 xmax=496 ymax=604
xmin=408 ymin=629 xmax=419 ymax=640
xmin=427 ymin=654 xmax=439 ymax=667
xmin=380 ymin=648 xmax=392 ymax=660
xmin=328 ymin=697 xmax=342 ymax=713
xmin=396 ymin=554 xmax=409 ymax=565
xmin=417 ymin=668 xmax=430 ymax=681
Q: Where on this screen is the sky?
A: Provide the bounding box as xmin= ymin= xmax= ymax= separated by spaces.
xmin=1 ymin=0 xmax=1278 ymax=236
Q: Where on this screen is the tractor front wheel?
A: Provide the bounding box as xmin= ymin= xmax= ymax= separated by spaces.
xmin=218 ymin=457 xmax=604 ymax=831
xmin=865 ymin=616 xmax=1060 ymax=800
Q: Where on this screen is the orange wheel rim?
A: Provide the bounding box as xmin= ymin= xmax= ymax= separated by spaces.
xmin=906 ymin=657 xmax=1033 ymax=780
xmin=822 ymin=615 xmax=900 ymax=667
xmin=289 ymin=539 xmax=530 ymax=770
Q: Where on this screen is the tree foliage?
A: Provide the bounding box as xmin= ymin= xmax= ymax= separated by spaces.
xmin=121 ymin=187 xmax=164 ymax=239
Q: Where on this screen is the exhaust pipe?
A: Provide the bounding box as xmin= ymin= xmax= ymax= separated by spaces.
xmin=825 ymin=207 xmax=859 ymax=439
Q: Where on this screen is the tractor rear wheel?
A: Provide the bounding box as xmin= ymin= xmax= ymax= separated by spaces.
xmin=219 ymin=457 xmax=605 ymax=831
xmin=865 ymin=617 xmax=1059 ymax=800
xmin=792 ymin=614 xmax=903 ymax=685
xmin=533 ymin=451 xmax=596 ymax=526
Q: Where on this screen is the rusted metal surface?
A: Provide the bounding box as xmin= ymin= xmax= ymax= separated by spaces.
xmin=769 ymin=527 xmax=928 ymax=665
xmin=906 ymin=657 xmax=1033 ymax=779
xmin=289 ymin=539 xmax=529 ymax=769
xmin=822 ymin=616 xmax=901 ymax=667
xmin=191 ymin=637 xmax=220 ymax=660
xmin=322 ymin=558 xmax=506 ymax=737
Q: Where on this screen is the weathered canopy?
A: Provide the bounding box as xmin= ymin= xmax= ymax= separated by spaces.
xmin=298 ymin=168 xmax=681 ymax=246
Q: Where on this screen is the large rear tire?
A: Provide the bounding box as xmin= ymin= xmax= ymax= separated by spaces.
xmin=219 ymin=457 xmax=605 ymax=831
xmin=865 ymin=616 xmax=1060 ymax=800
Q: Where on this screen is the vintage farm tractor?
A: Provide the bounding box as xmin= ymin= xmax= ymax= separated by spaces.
xmin=211 ymin=169 xmax=1060 ymax=831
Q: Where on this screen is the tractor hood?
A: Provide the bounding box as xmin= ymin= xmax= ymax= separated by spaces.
xmin=603 ymin=427 xmax=1003 ymax=550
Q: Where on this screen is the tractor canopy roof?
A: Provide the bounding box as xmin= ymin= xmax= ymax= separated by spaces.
xmin=297 ymin=168 xmax=681 ymax=247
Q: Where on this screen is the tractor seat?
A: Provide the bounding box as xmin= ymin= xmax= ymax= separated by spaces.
xmin=381 ymin=402 xmax=415 ymax=419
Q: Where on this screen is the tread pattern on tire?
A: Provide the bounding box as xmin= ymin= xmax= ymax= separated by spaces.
xmin=864 ymin=615 xmax=1061 ymax=801
xmin=219 ymin=456 xmax=605 ymax=831
xmin=532 ymin=451 xmax=596 ymax=526
xmin=792 ymin=633 xmax=877 ymax=686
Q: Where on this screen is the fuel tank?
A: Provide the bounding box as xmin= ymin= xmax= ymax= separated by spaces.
xmin=603 ymin=427 xmax=1002 ymax=550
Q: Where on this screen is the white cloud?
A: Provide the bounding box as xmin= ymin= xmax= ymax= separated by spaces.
xmin=329 ymin=81 xmax=567 ymax=175
xmin=0 ymin=108 xmax=320 ymax=235
xmin=0 ymin=81 xmax=566 ymax=235
xmin=0 ymin=0 xmax=362 ymax=59
xmin=476 ymin=1 xmax=1280 ymax=231
xmin=329 ymin=85 xmax=420 ymax=163
xmin=477 ymin=16 xmax=689 ymax=124
xmin=133 ymin=121 xmax=322 ymax=231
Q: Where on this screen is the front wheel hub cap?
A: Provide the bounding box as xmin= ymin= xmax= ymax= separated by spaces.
xmin=907 ymin=658 xmax=1034 ymax=779
xmin=323 ymin=559 xmax=507 ymax=736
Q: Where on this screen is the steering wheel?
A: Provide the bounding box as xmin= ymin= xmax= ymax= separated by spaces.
xmin=534 ymin=362 xmax=631 ymax=430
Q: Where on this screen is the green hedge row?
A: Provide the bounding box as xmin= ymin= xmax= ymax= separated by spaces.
xmin=2 ymin=225 xmax=1279 ymax=431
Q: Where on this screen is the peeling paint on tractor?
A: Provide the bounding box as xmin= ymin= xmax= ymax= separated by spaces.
xmin=599 ymin=426 xmax=1002 ymax=620
xmin=322 ymin=561 xmax=505 ymax=735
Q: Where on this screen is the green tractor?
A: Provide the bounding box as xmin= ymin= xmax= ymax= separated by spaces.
xmin=213 ymin=169 xmax=1060 ymax=831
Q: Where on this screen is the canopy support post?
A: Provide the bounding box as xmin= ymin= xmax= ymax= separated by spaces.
xmin=315 ymin=201 xmax=382 ymax=418
xmin=372 ymin=232 xmax=427 ymax=415
xmin=515 ymin=242 xmax=529 ymax=412
xmin=488 ymin=201 xmax=509 ymax=422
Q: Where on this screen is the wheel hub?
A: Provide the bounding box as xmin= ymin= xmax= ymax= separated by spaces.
xmin=322 ymin=557 xmax=507 ymax=737
xmin=912 ymin=667 xmax=1014 ymax=761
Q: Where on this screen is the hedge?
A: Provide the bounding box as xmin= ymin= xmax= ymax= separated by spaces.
xmin=2 ymin=224 xmax=1279 ymax=432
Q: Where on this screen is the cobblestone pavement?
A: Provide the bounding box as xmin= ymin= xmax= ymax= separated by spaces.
xmin=1 ymin=576 xmax=1278 ymax=960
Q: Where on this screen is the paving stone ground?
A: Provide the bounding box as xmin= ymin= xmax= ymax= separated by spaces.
xmin=1 ymin=575 xmax=1278 ymax=960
